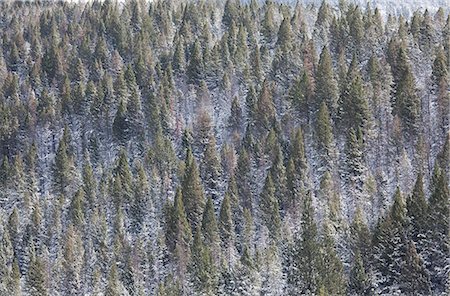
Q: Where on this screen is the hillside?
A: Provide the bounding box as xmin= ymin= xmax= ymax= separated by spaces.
xmin=0 ymin=0 xmax=448 ymax=295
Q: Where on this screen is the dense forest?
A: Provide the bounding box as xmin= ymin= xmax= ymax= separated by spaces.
xmin=0 ymin=0 xmax=448 ymax=295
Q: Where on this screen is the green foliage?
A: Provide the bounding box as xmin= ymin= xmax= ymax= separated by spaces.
xmin=182 ymin=148 xmax=205 ymax=232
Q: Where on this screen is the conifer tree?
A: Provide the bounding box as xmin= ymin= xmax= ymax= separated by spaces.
xmin=288 ymin=71 xmax=313 ymax=118
xmin=372 ymin=188 xmax=408 ymax=294
xmin=82 ymin=153 xmax=96 ymax=209
xmin=201 ymin=196 xmax=220 ymax=251
xmin=236 ymin=147 xmax=253 ymax=212
xmin=348 ymin=250 xmax=371 ymax=295
xmin=316 ymin=101 xmax=334 ymax=169
xmin=315 ymin=47 xmax=338 ymax=114
xmin=187 ymin=41 xmax=204 ymax=85
xmin=189 ymin=231 xmax=217 ymax=295
xmin=392 ymin=47 xmax=421 ymax=136
xmin=166 ymin=188 xmax=192 ymax=280
xmin=182 ymin=147 xmax=205 ymax=232
xmin=112 ymin=149 xmax=133 ymax=205
xmin=339 ymin=57 xmax=370 ymax=133
xmin=219 ymin=194 xmax=235 ymax=267
xmin=201 ymin=134 xmax=221 ymax=203
xmin=400 ymin=241 xmax=432 ymax=295
xmin=113 ymin=99 xmax=130 ymax=143
xmin=318 ymin=223 xmax=346 ymax=295
xmin=70 ymin=189 xmax=85 ymax=227
xmin=256 ymin=80 xmax=276 ymax=131
xmin=269 ymin=142 xmax=288 ymax=209
xmin=53 ymin=130 xmax=74 ymax=195
xmin=131 ymin=161 xmax=149 ymax=233
xmin=62 ymin=225 xmax=84 ymax=295
xmin=259 ymin=174 xmax=281 ymax=240
xmin=424 ymin=165 xmax=449 ymax=293
xmin=286 ymin=193 xmax=320 ymax=295
xmin=27 ymin=252 xmax=48 ymax=296
xmin=406 ymin=172 xmax=428 ymax=242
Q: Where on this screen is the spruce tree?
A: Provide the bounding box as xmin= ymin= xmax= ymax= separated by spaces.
xmin=424 ymin=165 xmax=449 ymax=293
xmin=201 ymin=196 xmax=220 ymax=250
xmin=316 ymin=101 xmax=334 ymax=169
xmin=189 ymin=231 xmax=217 ymax=295
xmin=392 ymin=47 xmax=421 ymax=136
xmin=166 ymin=188 xmax=192 ymax=280
xmin=318 ymin=223 xmax=346 ymax=295
xmin=187 ymin=41 xmax=204 ymax=85
xmin=315 ymin=47 xmax=338 ymax=114
xmin=259 ymin=174 xmax=281 ymax=240
xmin=181 ymin=147 xmax=205 ymax=232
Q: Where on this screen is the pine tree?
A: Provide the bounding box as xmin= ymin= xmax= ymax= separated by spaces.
xmin=131 ymin=161 xmax=149 ymax=233
xmin=288 ymin=71 xmax=313 ymax=118
xmin=27 ymin=252 xmax=48 ymax=296
xmin=406 ymin=172 xmax=428 ymax=242
xmin=70 ymin=189 xmax=85 ymax=227
xmin=201 ymin=196 xmax=220 ymax=250
xmin=187 ymin=41 xmax=204 ymax=85
xmin=189 ymin=231 xmax=217 ymax=295
xmin=255 ymin=80 xmax=276 ymax=131
xmin=348 ymin=250 xmax=371 ymax=295
xmin=219 ymin=194 xmax=234 ymax=267
xmin=236 ymin=147 xmax=253 ymax=212
xmin=201 ymin=134 xmax=221 ymax=203
xmin=338 ymin=57 xmax=370 ymax=133
xmin=165 ymin=188 xmax=192 ymax=280
xmin=105 ymin=263 xmax=122 ymax=296
xmin=53 ymin=129 xmax=74 ymax=195
xmin=392 ymin=47 xmax=421 ymax=136
xmin=345 ymin=128 xmax=365 ymax=191
xmin=269 ymin=143 xmax=287 ymax=211
xmin=318 ymin=223 xmax=346 ymax=295
xmin=286 ymin=193 xmax=320 ymax=295
xmin=372 ymin=188 xmax=408 ymax=294
xmin=316 ymin=101 xmax=334 ymax=168
xmin=315 ymin=47 xmax=338 ymax=114
xmin=424 ymin=165 xmax=449 ymax=293
xmin=400 ymin=241 xmax=432 ymax=295
xmin=112 ymin=149 xmax=133 ymax=205
xmin=259 ymin=174 xmax=281 ymax=240
xmin=181 ymin=147 xmax=205 ymax=232
xmin=82 ymin=153 xmax=96 ymax=210
xmin=62 ymin=225 xmax=84 ymax=295
xmin=113 ymin=99 xmax=130 ymax=143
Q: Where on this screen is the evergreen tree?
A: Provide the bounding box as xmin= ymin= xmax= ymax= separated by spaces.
xmin=70 ymin=189 xmax=85 ymax=227
xmin=201 ymin=196 xmax=220 ymax=251
xmin=219 ymin=194 xmax=234 ymax=267
xmin=338 ymin=57 xmax=370 ymax=132
xmin=53 ymin=129 xmax=74 ymax=195
xmin=316 ymin=101 xmax=334 ymax=170
xmin=27 ymin=252 xmax=48 ymax=296
xmin=406 ymin=172 xmax=428 ymax=242
xmin=236 ymin=147 xmax=253 ymax=212
xmin=189 ymin=231 xmax=217 ymax=295
xmin=259 ymin=174 xmax=281 ymax=240
xmin=318 ymin=223 xmax=346 ymax=295
xmin=348 ymin=250 xmax=371 ymax=295
xmin=424 ymin=165 xmax=449 ymax=293
xmin=286 ymin=193 xmax=320 ymax=295
xmin=392 ymin=47 xmax=421 ymax=136
xmin=112 ymin=99 xmax=130 ymax=143
xmin=166 ymin=188 xmax=192 ymax=280
xmin=269 ymin=143 xmax=288 ymax=211
xmin=187 ymin=41 xmax=204 ymax=85
xmin=181 ymin=147 xmax=205 ymax=232
xmin=315 ymin=47 xmax=338 ymax=114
